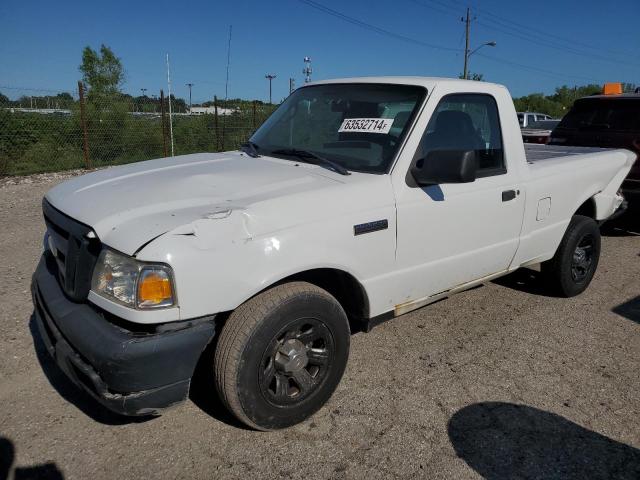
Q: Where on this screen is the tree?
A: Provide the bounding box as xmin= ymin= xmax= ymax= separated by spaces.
xmin=550 ymin=84 xmax=600 ymax=106
xmin=513 ymin=83 xmax=606 ymax=118
xmin=79 ymin=44 xmax=124 ymax=99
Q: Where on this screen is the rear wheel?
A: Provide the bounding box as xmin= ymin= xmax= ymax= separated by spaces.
xmin=214 ymin=282 xmax=350 ymax=430
xmin=541 ymin=215 xmax=601 ymax=297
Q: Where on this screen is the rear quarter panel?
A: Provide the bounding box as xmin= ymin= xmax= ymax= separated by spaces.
xmin=512 ymin=149 xmax=635 ymax=267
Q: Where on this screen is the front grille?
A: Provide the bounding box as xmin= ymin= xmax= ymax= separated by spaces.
xmin=42 ymin=199 xmax=101 ymax=301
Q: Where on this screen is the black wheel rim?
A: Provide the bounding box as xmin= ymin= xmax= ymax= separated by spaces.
xmin=259 ymin=318 xmax=334 ymax=407
xmin=571 ymin=233 xmax=595 ymax=282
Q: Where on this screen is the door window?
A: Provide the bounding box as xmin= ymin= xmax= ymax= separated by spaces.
xmin=416 ymin=93 xmax=506 ymax=178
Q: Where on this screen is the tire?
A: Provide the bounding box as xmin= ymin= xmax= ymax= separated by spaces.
xmin=541 ymin=215 xmax=601 ymax=297
xmin=214 ymin=281 xmax=350 ymax=430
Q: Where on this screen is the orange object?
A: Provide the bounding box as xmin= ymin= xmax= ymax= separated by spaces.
xmin=603 ymin=82 xmax=623 ymax=95
xmin=138 ymin=270 xmax=173 ymax=305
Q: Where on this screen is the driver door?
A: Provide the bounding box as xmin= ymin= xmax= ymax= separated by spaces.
xmin=394 ymin=93 xmax=525 ymax=304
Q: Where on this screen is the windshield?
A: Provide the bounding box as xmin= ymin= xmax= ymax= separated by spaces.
xmin=249 ymin=83 xmax=427 ymax=173
xmin=557 ymin=98 xmax=640 ymax=132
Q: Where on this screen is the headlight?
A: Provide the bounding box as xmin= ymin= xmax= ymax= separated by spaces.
xmin=91 ymin=249 xmax=176 ymax=309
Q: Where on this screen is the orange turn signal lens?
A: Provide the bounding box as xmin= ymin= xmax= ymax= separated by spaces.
xmin=137 ymin=268 xmax=174 ymax=308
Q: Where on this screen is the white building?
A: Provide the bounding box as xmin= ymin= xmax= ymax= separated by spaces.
xmin=189 ymin=106 xmax=237 ymax=116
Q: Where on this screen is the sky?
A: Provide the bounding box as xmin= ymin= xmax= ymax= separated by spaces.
xmin=1 ymin=0 xmax=639 ymax=103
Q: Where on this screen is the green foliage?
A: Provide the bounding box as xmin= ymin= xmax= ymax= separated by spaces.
xmin=0 ymin=97 xmax=277 ymax=176
xmin=79 ymin=44 xmax=124 ymax=100
xmin=1 ymin=44 xmax=280 ymax=175
xmin=513 ymin=84 xmax=603 ymax=118
xmin=5 ymin=73 xmax=636 ymax=176
xmin=1 ymin=92 xmax=75 ymax=109
xmin=0 ymin=109 xmax=84 ymax=175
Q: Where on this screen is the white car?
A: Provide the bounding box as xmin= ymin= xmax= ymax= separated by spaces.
xmin=32 ymin=77 xmax=634 ymax=430
xmin=517 ymin=111 xmax=553 ymax=128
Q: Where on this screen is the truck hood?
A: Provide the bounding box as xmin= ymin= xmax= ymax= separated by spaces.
xmin=45 ymin=152 xmax=345 ymax=255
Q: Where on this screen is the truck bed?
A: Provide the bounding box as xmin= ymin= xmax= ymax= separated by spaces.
xmin=524 ymin=144 xmax=614 ymax=163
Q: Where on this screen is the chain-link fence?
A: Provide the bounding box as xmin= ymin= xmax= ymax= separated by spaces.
xmin=0 ymin=84 xmax=277 ymax=176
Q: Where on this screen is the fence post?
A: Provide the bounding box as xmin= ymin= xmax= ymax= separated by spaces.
xmin=160 ymin=89 xmax=168 ymax=157
xmin=214 ymin=96 xmax=220 ymax=151
xmin=221 ymin=101 xmax=226 ymax=152
xmin=252 ymin=101 xmax=257 ymax=130
xmin=77 ymin=81 xmax=91 ymax=169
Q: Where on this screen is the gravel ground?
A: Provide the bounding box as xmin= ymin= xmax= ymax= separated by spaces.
xmin=0 ymin=174 xmax=639 ymax=480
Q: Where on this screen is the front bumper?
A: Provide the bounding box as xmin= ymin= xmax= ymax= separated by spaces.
xmin=605 ymin=198 xmax=629 ymax=223
xmin=31 ymin=253 xmax=216 ymax=416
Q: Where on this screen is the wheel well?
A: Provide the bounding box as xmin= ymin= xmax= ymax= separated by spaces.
xmin=280 ymin=268 xmax=370 ymax=322
xmin=574 ymin=197 xmax=596 ymax=219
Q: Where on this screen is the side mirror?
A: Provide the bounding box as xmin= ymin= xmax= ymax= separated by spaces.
xmin=411 ymin=149 xmax=477 ymax=185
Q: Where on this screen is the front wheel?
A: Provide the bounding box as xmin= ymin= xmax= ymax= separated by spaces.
xmin=541 ymin=215 xmax=601 ymax=297
xmin=214 ymin=282 xmax=350 ymax=430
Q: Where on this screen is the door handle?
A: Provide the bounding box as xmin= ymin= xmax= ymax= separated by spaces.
xmin=502 ymin=190 xmax=517 ymax=202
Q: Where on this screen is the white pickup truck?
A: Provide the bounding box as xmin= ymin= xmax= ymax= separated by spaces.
xmin=32 ymin=77 xmax=634 ymax=430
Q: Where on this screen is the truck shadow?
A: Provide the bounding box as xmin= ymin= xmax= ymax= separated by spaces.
xmin=188 ymin=330 xmax=253 ymax=430
xmin=1 ymin=436 xmax=64 ymax=480
xmin=29 ymin=313 xmax=153 ymax=426
xmin=448 ymin=402 xmax=640 ymax=480
xmin=612 ymin=296 xmax=640 ymax=324
xmin=491 ymin=268 xmax=559 ymax=298
xmin=601 ymin=208 xmax=640 ymax=237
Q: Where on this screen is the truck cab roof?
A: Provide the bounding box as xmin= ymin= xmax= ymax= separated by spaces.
xmin=306 ymin=76 xmax=507 ymax=91
xmin=583 ymin=93 xmax=640 ymax=100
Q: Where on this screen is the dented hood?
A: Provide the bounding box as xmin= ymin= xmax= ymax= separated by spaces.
xmin=45 ymin=152 xmax=342 ymax=255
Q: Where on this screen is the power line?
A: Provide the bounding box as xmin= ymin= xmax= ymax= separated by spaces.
xmin=454 ymin=0 xmax=636 ymax=57
xmin=295 ymin=0 xmax=458 ymax=52
xmin=475 ymin=52 xmax=599 ymax=83
xmin=224 ymin=25 xmax=232 ymax=101
xmin=295 ymin=0 xmax=612 ymax=84
xmin=474 ymin=17 xmax=638 ymax=68
xmin=408 ymin=0 xmax=639 ymax=68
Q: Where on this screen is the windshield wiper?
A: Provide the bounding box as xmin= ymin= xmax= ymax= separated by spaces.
xmin=240 ymin=141 xmax=261 ymax=158
xmin=269 ymin=148 xmax=351 ymax=176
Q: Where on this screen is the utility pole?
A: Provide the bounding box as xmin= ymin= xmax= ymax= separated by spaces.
xmin=265 ymin=74 xmax=276 ymax=104
xmin=289 ymin=78 xmax=295 ymax=95
xmin=462 ymin=7 xmax=471 ymax=80
xmin=185 ymin=83 xmax=194 ymax=113
xmin=166 ymin=53 xmax=175 ymax=156
xmin=461 ymin=7 xmax=496 ymax=81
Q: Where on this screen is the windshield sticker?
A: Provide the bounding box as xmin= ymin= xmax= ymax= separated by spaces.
xmin=338 ymin=118 xmax=394 ymax=134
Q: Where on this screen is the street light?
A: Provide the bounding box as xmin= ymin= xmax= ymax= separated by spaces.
xmin=185 ymin=83 xmax=194 ymax=113
xmin=463 ymin=41 xmax=496 ymax=80
xmin=265 ymin=74 xmax=276 ymax=104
